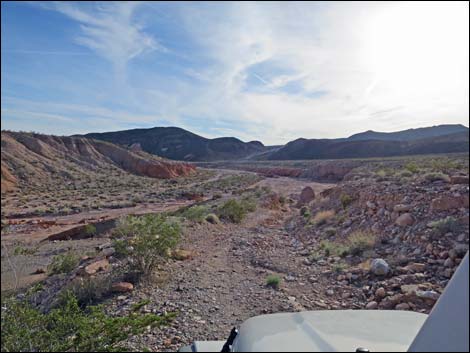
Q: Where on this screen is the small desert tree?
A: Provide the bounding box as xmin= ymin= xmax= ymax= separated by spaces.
xmin=114 ymin=214 xmax=181 ymax=277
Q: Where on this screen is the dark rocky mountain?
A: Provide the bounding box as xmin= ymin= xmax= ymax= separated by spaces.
xmin=79 ymin=124 xmax=468 ymax=161
xmin=81 ymin=127 xmax=266 ymax=161
xmin=347 ymin=124 xmax=468 ymax=141
xmin=267 ymin=131 xmax=469 ymax=160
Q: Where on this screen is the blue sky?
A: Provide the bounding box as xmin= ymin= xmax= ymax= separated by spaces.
xmin=1 ymin=1 xmax=469 ymax=144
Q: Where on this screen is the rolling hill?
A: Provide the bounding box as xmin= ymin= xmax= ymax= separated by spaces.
xmin=1 ymin=131 xmax=195 ymax=192
xmin=81 ymin=127 xmax=267 ymax=161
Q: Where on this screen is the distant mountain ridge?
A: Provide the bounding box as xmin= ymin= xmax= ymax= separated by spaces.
xmin=80 ymin=127 xmax=267 ymax=162
xmin=267 ymin=130 xmax=469 ymax=160
xmin=347 ymin=124 xmax=468 ymax=141
xmin=78 ymin=124 xmax=469 ymax=161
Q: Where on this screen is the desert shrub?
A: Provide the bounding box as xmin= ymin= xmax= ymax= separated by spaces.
xmin=345 ymin=231 xmax=376 ymax=256
xmin=404 ymin=162 xmax=420 ymax=174
xmin=13 ymin=246 xmax=37 ymax=256
xmin=131 ymin=299 xmax=151 ymax=312
xmin=319 ymin=240 xmax=348 ymax=257
xmin=333 ymin=262 xmax=347 ymax=273
xmin=340 ymin=194 xmax=353 ymax=209
xmin=48 ymin=252 xmax=80 ymax=275
xmin=241 ymin=197 xmax=257 ymax=212
xmin=428 ymin=216 xmax=460 ymax=235
xmin=311 ymin=210 xmax=336 ymax=226
xmin=1 ymin=292 xmax=174 ymax=352
xmin=430 ymin=158 xmax=462 ymax=173
xmin=266 ymin=275 xmax=281 ymax=289
xmin=61 ymin=276 xmax=112 ymax=307
xmin=180 ymin=205 xmax=209 ymax=223
xmin=319 ymin=231 xmax=375 ymax=258
xmin=424 ymin=172 xmax=450 ymax=183
xmin=217 ymin=199 xmax=249 ymax=223
xmin=398 ymin=170 xmax=413 ymax=179
xmin=84 ymin=224 xmax=97 ymax=236
xmin=113 ymin=214 xmax=181 ymax=277
xmin=300 ymin=206 xmax=310 ymax=218
xmin=205 ymin=213 xmax=220 ymax=224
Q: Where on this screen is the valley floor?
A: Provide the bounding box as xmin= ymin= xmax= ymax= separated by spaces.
xmin=1 ymin=154 xmax=469 ymax=352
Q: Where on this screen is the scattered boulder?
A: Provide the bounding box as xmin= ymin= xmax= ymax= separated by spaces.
xmin=393 ymin=204 xmax=412 ymax=213
xmin=375 ymin=287 xmax=386 ymax=299
xmin=111 ymin=282 xmax=134 ymax=293
xmin=395 ymin=213 xmax=414 ymax=227
xmin=431 ymin=195 xmax=469 ymax=211
xmin=405 ymin=263 xmax=426 ymax=273
xmin=395 ymin=303 xmax=410 ymax=311
xmin=450 ymin=175 xmax=469 ymax=185
xmin=83 ymin=259 xmax=109 ymax=275
xmin=366 ymin=301 xmax=378 ymax=310
xmin=172 ymin=249 xmax=193 ymax=261
xmin=370 ymin=258 xmax=390 ymax=276
xmin=297 ymin=186 xmax=315 ymax=206
xmin=416 ymin=290 xmax=440 ymax=302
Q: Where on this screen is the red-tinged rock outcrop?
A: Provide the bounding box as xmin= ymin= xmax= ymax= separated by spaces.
xmin=1 ymin=161 xmax=17 ymax=193
xmin=1 ymin=131 xmax=196 ymax=192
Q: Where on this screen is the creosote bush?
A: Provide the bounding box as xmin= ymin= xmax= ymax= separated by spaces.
xmin=218 ymin=199 xmax=245 ymax=223
xmin=84 ymin=223 xmax=97 ymax=236
xmin=1 ymin=292 xmax=174 ymax=352
xmin=48 ymin=252 xmax=80 ymax=275
xmin=113 ymin=214 xmax=181 ymax=277
xmin=428 ymin=216 xmax=460 ymax=236
xmin=180 ymin=205 xmax=209 ymax=223
xmin=340 ymin=194 xmax=353 ymax=209
xmin=311 ymin=210 xmax=336 ymax=226
xmin=266 ymin=275 xmax=281 ymax=289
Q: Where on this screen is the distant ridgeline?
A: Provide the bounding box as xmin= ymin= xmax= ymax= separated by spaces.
xmin=79 ymin=124 xmax=469 ymax=161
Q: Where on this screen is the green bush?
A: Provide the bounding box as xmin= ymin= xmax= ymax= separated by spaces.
xmin=84 ymin=224 xmax=97 ymax=236
xmin=424 ymin=172 xmax=450 ymax=183
xmin=218 ymin=199 xmax=247 ymax=223
xmin=48 ymin=252 xmax=80 ymax=275
xmin=345 ymin=231 xmax=376 ymax=256
xmin=62 ymin=276 xmax=112 ymax=307
xmin=241 ymin=197 xmax=257 ymax=212
xmin=429 ymin=217 xmax=460 ymax=235
xmin=266 ymin=275 xmax=281 ymax=289
xmin=113 ymin=214 xmax=181 ymax=277
xmin=205 ymin=213 xmax=220 ymax=224
xmin=13 ymin=246 xmax=37 ymax=256
xmin=319 ymin=231 xmax=375 ymax=258
xmin=181 ymin=205 xmax=209 ymax=223
xmin=404 ymin=162 xmax=420 ymax=174
xmin=1 ymin=292 xmax=174 ymax=352
xmin=340 ymin=194 xmax=353 ymax=209
xmin=319 ymin=240 xmax=348 ymax=257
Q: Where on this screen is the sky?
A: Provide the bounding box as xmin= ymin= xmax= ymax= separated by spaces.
xmin=1 ymin=1 xmax=469 ymax=145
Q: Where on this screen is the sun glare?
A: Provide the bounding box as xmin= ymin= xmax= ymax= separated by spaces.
xmin=362 ymin=2 xmax=469 ymax=95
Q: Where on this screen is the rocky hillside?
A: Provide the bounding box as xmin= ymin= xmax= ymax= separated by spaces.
xmin=1 ymin=131 xmax=195 ymax=192
xmin=348 ymin=124 xmax=469 ymax=141
xmin=289 ymin=158 xmax=469 ymax=313
xmin=268 ymin=131 xmax=469 ymax=160
xmin=80 ymin=127 xmax=267 ymax=161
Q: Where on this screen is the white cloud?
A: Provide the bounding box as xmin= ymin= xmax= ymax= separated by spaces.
xmin=4 ymin=1 xmax=468 ymax=145
xmin=167 ymin=1 xmax=469 ymax=144
xmin=50 ymin=2 xmax=163 ymax=78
